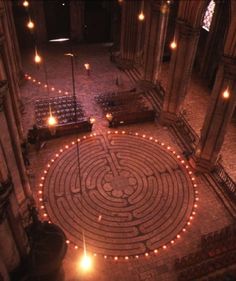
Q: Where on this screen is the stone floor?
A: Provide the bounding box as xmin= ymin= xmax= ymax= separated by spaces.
xmin=41 ymin=131 xmax=196 ymax=258
xmin=20 ymin=43 xmax=235 ymax=281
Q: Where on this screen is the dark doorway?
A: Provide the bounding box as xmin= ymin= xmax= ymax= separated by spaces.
xmin=84 ymin=1 xmax=112 ymax=43
xmin=44 ymin=0 xmax=70 ymax=41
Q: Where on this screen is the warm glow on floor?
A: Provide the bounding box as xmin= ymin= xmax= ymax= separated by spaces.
xmin=79 ymin=254 xmax=93 ymax=272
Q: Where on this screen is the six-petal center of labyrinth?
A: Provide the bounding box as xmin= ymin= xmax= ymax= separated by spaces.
xmin=40 ymin=132 xmax=198 ymax=258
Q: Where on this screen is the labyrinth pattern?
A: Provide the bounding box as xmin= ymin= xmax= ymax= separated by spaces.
xmin=41 ymin=132 xmax=197 ymax=258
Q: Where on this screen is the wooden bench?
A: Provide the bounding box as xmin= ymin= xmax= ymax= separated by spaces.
xmin=30 ymin=120 xmax=93 ymax=141
xmin=107 ymin=109 xmax=155 ymax=127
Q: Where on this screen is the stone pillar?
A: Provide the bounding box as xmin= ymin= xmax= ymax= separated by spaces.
xmin=0 ymin=175 xmax=29 ymax=275
xmin=70 ymin=0 xmax=84 ymax=42
xmin=0 ymin=255 xmax=9 ymax=281
xmin=0 ymin=13 xmax=23 ymax=139
xmin=143 ymin=0 xmax=169 ymax=84
xmin=160 ymin=20 xmax=200 ymax=123
xmin=31 ymin=0 xmax=47 ymax=43
xmin=0 ymin=81 xmax=32 ymax=204
xmin=0 ymin=142 xmax=29 ymax=274
xmin=3 ymin=1 xmax=23 ymax=83
xmin=0 ymin=118 xmax=29 ymax=260
xmin=109 ymin=1 xmax=121 ymax=53
xmin=120 ymin=0 xmax=141 ymax=64
xmin=192 ymin=56 xmax=236 ymax=172
xmin=0 ymin=217 xmax=20 ymax=274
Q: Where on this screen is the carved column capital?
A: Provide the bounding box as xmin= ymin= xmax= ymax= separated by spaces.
xmin=0 ymin=176 xmax=13 ymax=223
xmin=0 ymin=80 xmax=8 ymax=112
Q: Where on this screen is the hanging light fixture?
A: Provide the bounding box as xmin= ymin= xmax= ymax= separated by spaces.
xmin=27 ymin=18 xmax=35 ymax=29
xmin=222 ymin=87 xmax=230 ymax=99
xmin=78 ymin=232 xmax=93 ymax=272
xmin=47 ymin=107 xmax=57 ymax=135
xmin=47 ymin=112 xmax=57 ymax=127
xmin=79 ymin=251 xmax=93 ymax=272
xmin=23 ymin=0 xmax=29 ymax=7
xmin=138 ymin=0 xmax=145 ymax=21
xmin=34 ymin=48 xmax=42 ymax=64
xmin=138 ymin=12 xmax=145 ymax=21
xmin=170 ymin=39 xmax=177 ymax=49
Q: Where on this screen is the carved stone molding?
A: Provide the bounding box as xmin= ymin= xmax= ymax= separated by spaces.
xmin=220 ymin=55 xmax=236 ymax=79
xmin=0 ymin=176 xmax=13 ymax=223
xmin=177 ymin=20 xmax=200 ymax=38
xmin=0 ymin=80 xmax=7 ymax=112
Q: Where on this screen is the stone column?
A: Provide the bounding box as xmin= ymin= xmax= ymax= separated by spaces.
xmin=192 ymin=56 xmax=236 ymax=172
xmin=110 ymin=1 xmax=122 ymax=50
xmin=0 ymin=14 xmax=24 ymax=139
xmin=31 ymin=0 xmax=47 ymax=43
xmin=0 ymin=255 xmax=9 ymax=281
xmin=160 ymin=20 xmax=200 ymax=123
xmin=3 ymin=1 xmax=24 ymax=83
xmin=0 ymin=162 xmax=29 ymax=275
xmin=120 ymin=0 xmax=141 ymax=64
xmin=0 ymin=141 xmax=29 ymax=272
xmin=0 ymin=215 xmax=20 ymax=274
xmin=0 ymin=81 xmax=32 ymax=204
xmin=70 ymin=0 xmax=84 ymax=42
xmin=143 ymin=0 xmax=169 ymax=84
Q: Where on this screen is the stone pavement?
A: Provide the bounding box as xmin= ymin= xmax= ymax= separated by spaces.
xmin=41 ymin=131 xmax=196 ymax=258
xmin=20 ymin=43 xmax=235 ymax=281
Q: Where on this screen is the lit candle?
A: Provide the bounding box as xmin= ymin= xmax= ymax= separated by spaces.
xmin=23 ymin=0 xmax=29 ymax=7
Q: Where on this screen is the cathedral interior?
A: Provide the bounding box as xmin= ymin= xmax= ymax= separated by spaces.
xmin=0 ymin=0 xmax=235 ymax=281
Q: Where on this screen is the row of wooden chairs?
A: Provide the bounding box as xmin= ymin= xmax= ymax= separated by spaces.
xmin=201 ymin=223 xmax=236 ymax=250
xmin=178 ymin=250 xmax=236 ymax=281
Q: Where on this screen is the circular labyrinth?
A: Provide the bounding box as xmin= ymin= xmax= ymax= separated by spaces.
xmin=39 ymin=131 xmax=198 ymax=259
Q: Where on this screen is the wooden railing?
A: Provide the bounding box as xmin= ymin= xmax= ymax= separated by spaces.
xmin=212 ymin=164 xmax=236 ymax=202
xmin=176 ymin=112 xmax=199 ymax=143
xmin=170 ymin=112 xmax=199 ymax=156
xmin=175 ymin=223 xmax=236 ymax=281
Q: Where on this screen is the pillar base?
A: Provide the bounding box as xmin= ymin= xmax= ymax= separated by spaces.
xmin=159 ymin=111 xmax=178 ymax=126
xmin=136 ymin=79 xmax=156 ymax=91
xmin=189 ymin=156 xmax=216 ymax=173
